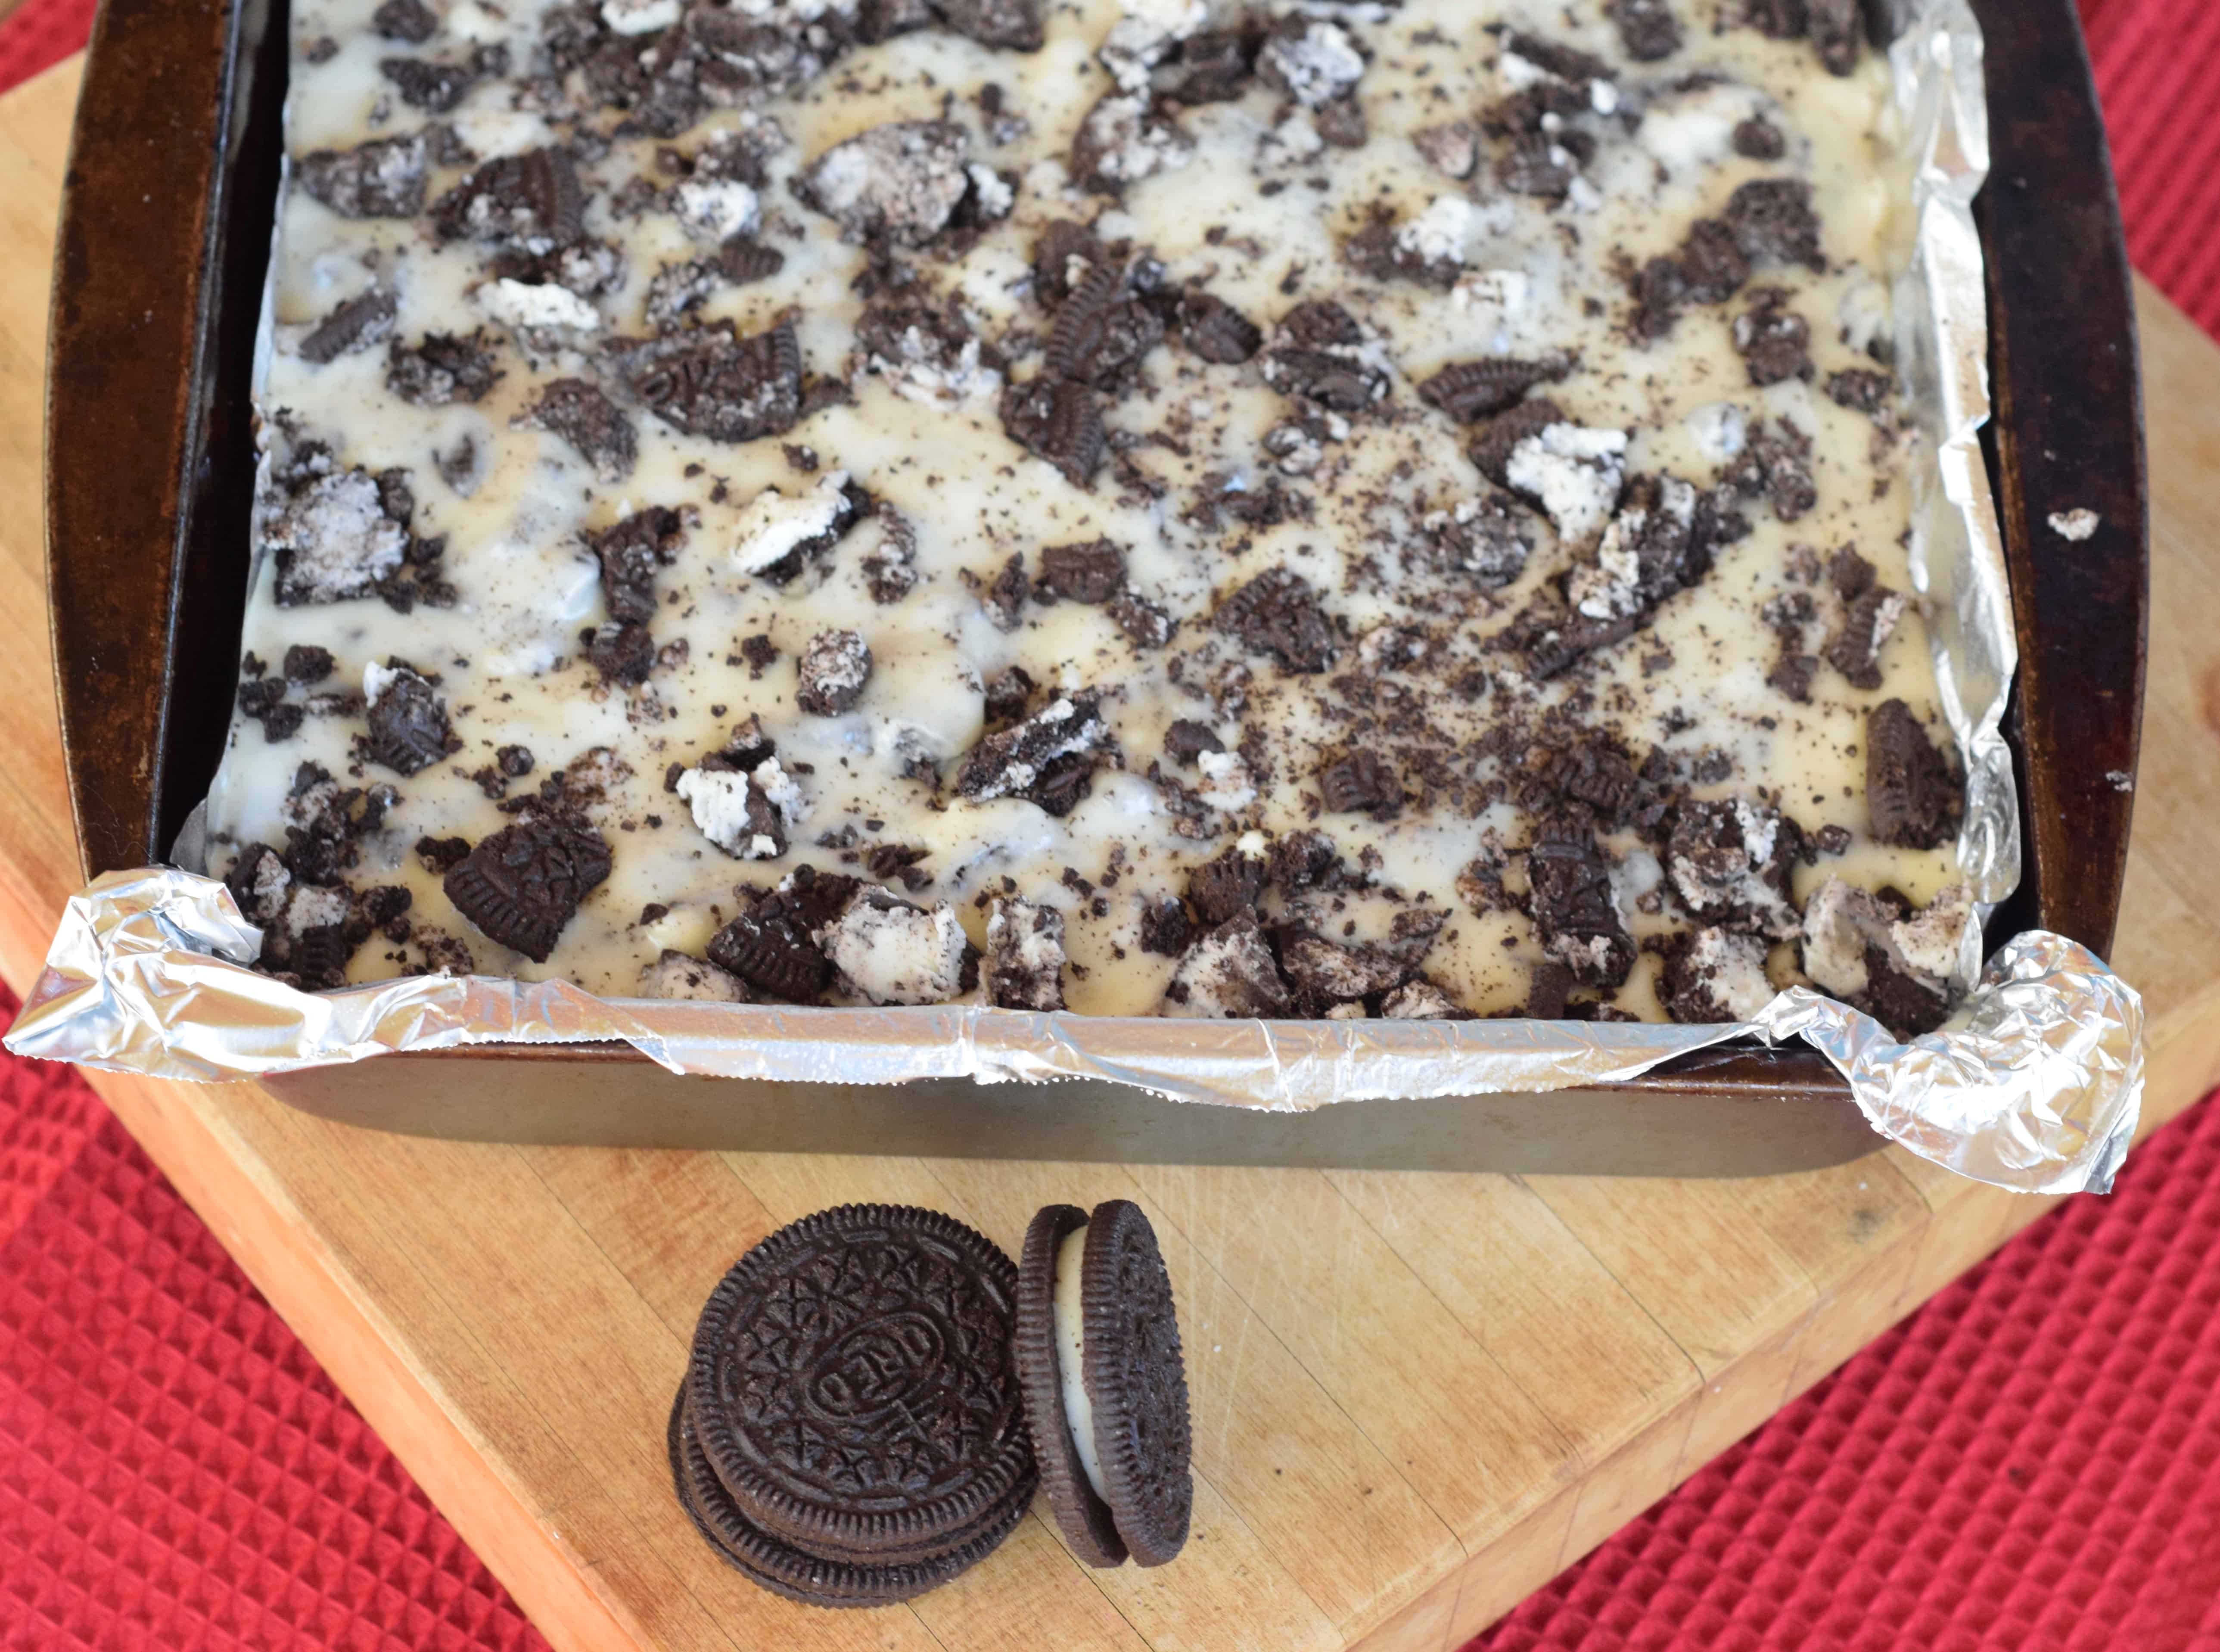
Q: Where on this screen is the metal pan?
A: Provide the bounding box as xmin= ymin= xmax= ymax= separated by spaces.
xmin=41 ymin=0 xmax=2146 ymax=1172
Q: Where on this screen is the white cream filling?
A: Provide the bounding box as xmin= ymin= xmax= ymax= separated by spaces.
xmin=1053 ymin=1223 xmax=1111 ymax=1503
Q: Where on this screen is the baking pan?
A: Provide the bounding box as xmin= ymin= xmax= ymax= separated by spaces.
xmin=41 ymin=0 xmax=2146 ymax=1172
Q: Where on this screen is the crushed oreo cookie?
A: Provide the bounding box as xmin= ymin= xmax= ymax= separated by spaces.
xmin=1213 ymin=568 xmax=1337 ymax=673
xmin=1865 ymin=699 xmax=1962 ymax=850
xmin=443 ymin=815 xmax=613 ymax=963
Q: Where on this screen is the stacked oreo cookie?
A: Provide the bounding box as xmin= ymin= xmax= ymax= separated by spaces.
xmin=673 ymin=1200 xmax=1191 ymax=1607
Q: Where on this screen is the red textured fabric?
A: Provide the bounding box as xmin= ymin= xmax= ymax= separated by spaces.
xmin=1470 ymin=1092 xmax=2220 ymax=1652
xmin=0 ymin=3 xmax=2216 ymax=1650
xmin=0 ymin=0 xmax=93 ymax=93
xmin=0 ymin=988 xmax=551 ymax=1652
xmin=2083 ymin=0 xmax=2220 ymax=339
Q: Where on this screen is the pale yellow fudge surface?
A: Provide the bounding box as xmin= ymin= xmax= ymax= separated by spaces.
xmin=205 ymin=0 xmax=1975 ymax=1027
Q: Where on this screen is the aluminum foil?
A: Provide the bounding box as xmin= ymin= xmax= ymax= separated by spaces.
xmin=2 ymin=0 xmax=2148 ymax=1196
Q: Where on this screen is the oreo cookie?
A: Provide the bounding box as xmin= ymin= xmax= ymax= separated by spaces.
xmin=668 ymin=1380 xmax=1025 ymax=1609
xmin=684 ymin=1205 xmax=1036 ymax=1599
xmin=442 ymin=815 xmax=612 ymax=962
xmin=1014 ymin=1200 xmax=1193 ymax=1568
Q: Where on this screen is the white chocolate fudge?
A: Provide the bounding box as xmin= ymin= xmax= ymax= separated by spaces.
xmin=205 ymin=0 xmax=1977 ymax=1030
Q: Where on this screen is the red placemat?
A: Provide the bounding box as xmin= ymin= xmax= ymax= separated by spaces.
xmin=2 ymin=3 xmax=2217 ymax=1649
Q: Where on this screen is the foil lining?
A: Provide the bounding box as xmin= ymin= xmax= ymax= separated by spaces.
xmin=3 ymin=0 xmax=2146 ymax=1196
xmin=5 ymin=872 xmax=2146 ymax=1196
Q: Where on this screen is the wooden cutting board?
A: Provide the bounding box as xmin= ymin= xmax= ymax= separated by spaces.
xmin=6 ymin=54 xmax=2220 ymax=1652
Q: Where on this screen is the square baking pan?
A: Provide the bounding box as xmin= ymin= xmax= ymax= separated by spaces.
xmin=41 ymin=0 xmax=2146 ymax=1173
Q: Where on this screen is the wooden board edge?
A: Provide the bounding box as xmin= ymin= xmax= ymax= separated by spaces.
xmin=76 ymin=1068 xmax=662 ymax=1652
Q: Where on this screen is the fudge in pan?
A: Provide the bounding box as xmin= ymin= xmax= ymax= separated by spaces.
xmin=206 ymin=0 xmax=1974 ymax=1031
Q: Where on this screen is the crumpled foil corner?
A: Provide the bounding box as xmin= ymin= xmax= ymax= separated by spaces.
xmin=5 ymin=872 xmax=2146 ymax=1196
xmin=0 ymin=0 xmax=2147 ymax=1197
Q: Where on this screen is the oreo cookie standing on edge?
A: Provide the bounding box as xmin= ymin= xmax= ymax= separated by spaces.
xmin=687 ymin=1204 xmax=1037 ymax=1573
xmin=1016 ymin=1204 xmax=1129 ymax=1566
xmin=667 ymin=1379 xmax=1026 ymax=1610
xmin=1016 ymin=1198 xmax=1194 ymax=1568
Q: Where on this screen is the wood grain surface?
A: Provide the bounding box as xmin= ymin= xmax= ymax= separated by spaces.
xmin=7 ymin=56 xmax=2220 ymax=1652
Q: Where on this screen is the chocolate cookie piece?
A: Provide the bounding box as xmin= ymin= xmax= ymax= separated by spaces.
xmin=1418 ymin=356 xmax=1572 ymax=424
xmin=1658 ymin=927 xmax=1776 ymax=1024
xmin=1213 ymin=568 xmax=1337 ymax=673
xmin=1318 ymin=750 xmax=1401 ymax=819
xmin=608 ymin=320 xmax=803 ymax=445
xmin=854 ymin=297 xmax=983 ymax=398
xmin=708 ymin=883 xmax=841 ymax=1002
xmin=1826 ymin=368 xmax=1895 ymax=415
xmin=379 ymin=51 xmax=494 ymax=113
xmin=794 ymin=629 xmax=874 ymax=716
xmin=668 ymin=1380 xmax=1026 ymax=1608
xmin=263 ymin=462 xmax=410 ymax=606
xmin=442 ymin=815 xmax=613 ymax=962
xmin=364 ymin=665 xmax=453 ymax=775
xmin=298 ymin=286 xmax=398 ymax=365
xmin=1176 ymin=290 xmax=1262 ymax=364
xmin=1807 ymin=0 xmax=1862 ymax=75
xmin=1724 ymin=178 xmax=1826 ymax=272
xmin=1421 ymin=495 xmax=1532 ymax=586
xmin=1669 ymin=218 xmax=1751 ymax=311
xmin=796 ymin=121 xmax=973 ymax=246
xmin=372 ymin=0 xmax=437 ymax=42
xmin=1106 ymin=591 xmax=1174 ymax=651
xmin=224 ymin=843 xmax=293 ymax=927
xmin=1798 ymin=876 xmax=1964 ymax=1038
xmin=1261 ymin=301 xmax=1389 ymax=413
xmin=283 ymin=645 xmax=336 ymax=686
xmin=1138 ymin=898 xmax=1197 ymax=958
xmin=1157 ymin=27 xmax=1255 ymax=103
xmin=1039 ymin=539 xmax=1126 ymax=604
xmin=983 ymin=896 xmax=1066 ymax=1011
xmin=432 ymin=148 xmax=584 ymax=250
xmin=1030 ymin=219 xmax=1108 ymax=307
xmin=1158 ymin=911 xmax=1291 ymax=1017
xmin=1275 ymin=922 xmax=1435 ymax=1016
xmin=1043 ymin=262 xmax=1165 ymax=393
xmin=1468 ymin=398 xmax=1564 ymax=489
xmin=1723 ymin=421 xmax=1817 ymax=522
xmin=1732 ymin=288 xmax=1813 ymax=386
xmin=1162 ymin=720 xmax=1223 ymax=764
xmin=1734 ymin=115 xmax=1787 ymax=159
xmin=1000 ymin=377 xmax=1107 ymax=486
xmin=1666 ymin=799 xmax=1803 ymax=939
xmin=1865 ymin=700 xmax=1961 ymax=849
xmin=1825 ymin=583 xmax=1907 ymax=690
xmin=1527 ymin=814 xmax=1635 ymax=988
xmin=297 ymin=134 xmax=427 ymax=219
xmin=1607 ymin=0 xmax=1682 ymax=61
xmin=955 ymin=691 xmax=1114 ymax=812
xmin=937 ymin=0 xmax=1043 ymax=51
xmin=688 ymin=1205 xmax=1037 ymax=1566
xmin=1185 ymin=846 xmax=1264 ymax=926
xmin=386 ymin=331 xmax=501 ymax=406
xmin=515 ymin=379 xmax=637 ymax=481
xmin=587 ymin=505 xmax=686 ymax=624
xmin=639 ymin=950 xmax=749 ymax=1002
xmin=589 ymin=621 xmax=656 ymax=685
xmin=1069 ymin=93 xmax=1196 ymax=194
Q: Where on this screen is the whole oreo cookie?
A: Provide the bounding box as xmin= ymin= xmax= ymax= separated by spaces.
xmin=1014 ymin=1199 xmax=1193 ymax=1568
xmin=667 ymin=1380 xmax=1025 ymax=1609
xmin=687 ymin=1204 xmax=1037 ymax=1572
